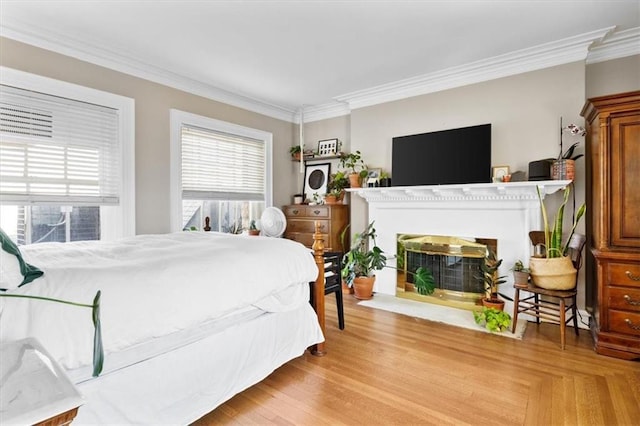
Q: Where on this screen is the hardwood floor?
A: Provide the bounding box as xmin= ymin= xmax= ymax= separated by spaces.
xmin=194 ymin=295 xmax=640 ymax=425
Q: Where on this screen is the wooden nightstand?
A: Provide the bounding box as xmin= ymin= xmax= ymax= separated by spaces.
xmin=0 ymin=338 xmax=83 ymax=425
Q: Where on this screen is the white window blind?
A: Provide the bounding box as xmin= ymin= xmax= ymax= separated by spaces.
xmin=0 ymin=84 xmax=120 ymax=205
xmin=181 ymin=125 xmax=265 ymax=201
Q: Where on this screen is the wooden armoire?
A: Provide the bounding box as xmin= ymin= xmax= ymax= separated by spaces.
xmin=581 ymin=91 xmax=640 ymax=360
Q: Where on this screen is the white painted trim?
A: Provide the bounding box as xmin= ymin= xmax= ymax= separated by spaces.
xmin=1 ymin=17 xmax=634 ymax=123
xmin=336 ymin=28 xmax=614 ymax=110
xmin=0 ymin=66 xmax=136 ymax=239
xmin=0 ymin=20 xmax=297 ymax=123
xmin=587 ymin=27 xmax=640 ymax=64
xmin=169 ymin=109 xmax=273 ymax=233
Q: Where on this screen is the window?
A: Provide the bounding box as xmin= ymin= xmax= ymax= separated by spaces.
xmin=0 ymin=67 xmax=135 ymax=244
xmin=170 ymin=110 xmax=272 ymax=233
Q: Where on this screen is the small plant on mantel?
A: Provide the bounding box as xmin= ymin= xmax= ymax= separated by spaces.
xmin=339 ymin=151 xmax=367 ymax=188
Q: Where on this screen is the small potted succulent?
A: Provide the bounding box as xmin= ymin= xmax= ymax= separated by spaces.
xmin=512 ymin=260 xmax=530 ymax=288
xmin=248 ymin=220 xmax=260 ymax=236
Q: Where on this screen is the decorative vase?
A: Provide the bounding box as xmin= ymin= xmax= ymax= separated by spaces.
xmin=348 ymin=173 xmax=362 ymax=188
xmin=529 ymin=256 xmax=577 ymax=290
xmin=353 ymin=276 xmax=375 ymax=300
xmin=551 ymin=159 xmax=575 ymax=181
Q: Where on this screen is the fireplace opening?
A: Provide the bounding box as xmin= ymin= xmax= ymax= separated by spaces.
xmin=396 ymin=234 xmax=497 ymax=309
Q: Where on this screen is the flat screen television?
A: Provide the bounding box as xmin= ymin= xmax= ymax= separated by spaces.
xmin=392 ymin=123 xmax=491 ymax=186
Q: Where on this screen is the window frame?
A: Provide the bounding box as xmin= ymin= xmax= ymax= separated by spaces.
xmin=169 ymin=109 xmax=273 ymax=233
xmin=0 ymin=66 xmax=136 ymax=240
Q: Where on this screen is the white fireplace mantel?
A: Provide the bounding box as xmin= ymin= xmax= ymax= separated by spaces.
xmin=346 ymin=180 xmax=572 ymax=298
xmin=347 ymin=180 xmax=570 ymax=203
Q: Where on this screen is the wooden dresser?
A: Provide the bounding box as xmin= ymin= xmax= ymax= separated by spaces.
xmin=283 ymin=204 xmax=349 ymax=252
xmin=582 ymin=91 xmax=640 ymax=360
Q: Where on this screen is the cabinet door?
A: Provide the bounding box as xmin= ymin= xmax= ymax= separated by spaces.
xmin=610 ymin=113 xmax=640 ymax=249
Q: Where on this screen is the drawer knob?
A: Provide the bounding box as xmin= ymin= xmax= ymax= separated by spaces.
xmin=313 ymin=210 xmax=321 ymax=215
xmin=624 ymin=318 xmax=640 ymax=331
xmin=626 ymin=271 xmax=640 ymax=281
xmin=623 ymin=295 xmax=640 ymax=306
xmin=292 ymin=209 xmax=299 ymax=215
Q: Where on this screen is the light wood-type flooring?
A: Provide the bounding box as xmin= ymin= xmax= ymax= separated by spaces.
xmin=194 ymin=294 xmax=640 ymax=425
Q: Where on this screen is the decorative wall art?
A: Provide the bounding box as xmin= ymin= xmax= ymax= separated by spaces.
xmin=317 ymin=138 xmax=339 ymax=157
xmin=303 ymin=163 xmax=330 ymax=202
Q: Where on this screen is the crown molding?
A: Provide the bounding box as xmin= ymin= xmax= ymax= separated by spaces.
xmin=296 ymin=101 xmax=351 ymax=123
xmin=0 ymin=20 xmax=298 ymax=123
xmin=587 ymin=27 xmax=640 ymax=64
xmin=335 ymin=27 xmax=614 ymax=110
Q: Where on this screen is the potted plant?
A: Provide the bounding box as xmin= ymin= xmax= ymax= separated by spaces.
xmin=248 ymin=220 xmax=260 ymax=236
xmin=289 ymin=145 xmax=302 ymax=161
xmin=512 ymin=260 xmax=530 ymax=288
xmin=325 ymin=171 xmax=349 ymax=204
xmin=379 ymin=171 xmax=391 ymax=187
xmin=473 ymin=307 xmax=511 ymax=332
xmin=552 ymin=119 xmax=586 ymax=181
xmin=530 ymin=185 xmax=586 ymax=289
xmin=341 ymin=222 xmax=434 ymax=300
xmin=476 ymin=247 xmax=507 ymax=310
xmin=339 ymin=151 xmax=367 ymax=188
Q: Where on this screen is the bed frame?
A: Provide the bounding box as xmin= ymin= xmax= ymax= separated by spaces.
xmin=311 ymin=221 xmax=327 ymax=356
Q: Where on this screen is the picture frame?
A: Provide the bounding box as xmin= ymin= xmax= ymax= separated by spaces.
xmin=367 ymin=168 xmax=381 ymax=180
xmin=491 ymin=165 xmax=510 ymax=182
xmin=303 ymin=163 xmax=331 ymax=202
xmin=317 ymin=138 xmax=339 ymax=157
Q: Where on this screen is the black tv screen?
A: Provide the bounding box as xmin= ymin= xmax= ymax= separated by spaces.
xmin=392 ymin=124 xmax=491 ymax=186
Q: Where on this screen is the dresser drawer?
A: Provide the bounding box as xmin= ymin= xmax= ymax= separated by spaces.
xmin=608 ymin=262 xmax=640 ymax=288
xmin=286 ymin=219 xmax=330 ymax=234
xmin=283 ymin=205 xmax=330 ymax=218
xmin=608 ymin=287 xmax=640 ymax=312
xmin=608 ymin=309 xmax=640 ymax=337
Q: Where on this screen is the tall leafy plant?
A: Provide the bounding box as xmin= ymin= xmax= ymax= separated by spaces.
xmin=536 ymin=186 xmax=586 ymax=258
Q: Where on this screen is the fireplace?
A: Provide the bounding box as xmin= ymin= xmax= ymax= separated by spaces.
xmin=397 ymin=234 xmax=496 ymax=309
xmin=348 ymin=181 xmax=570 ymax=309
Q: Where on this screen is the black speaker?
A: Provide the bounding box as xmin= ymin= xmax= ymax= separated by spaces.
xmin=528 ymin=159 xmax=552 ymax=181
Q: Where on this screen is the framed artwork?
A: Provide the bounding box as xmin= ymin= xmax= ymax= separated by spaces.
xmin=303 ymin=163 xmax=331 ymax=201
xmin=491 ymin=165 xmax=510 ymax=182
xmin=317 ymin=138 xmax=339 ymax=157
xmin=367 ymin=168 xmax=381 ymax=180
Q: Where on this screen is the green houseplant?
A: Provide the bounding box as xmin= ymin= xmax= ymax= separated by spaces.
xmin=248 ymin=219 xmax=260 ymax=236
xmin=341 ymin=222 xmax=435 ymax=300
xmin=476 ymin=248 xmax=507 ymax=310
xmin=325 ymin=171 xmax=349 ymax=204
xmin=339 ymin=151 xmax=367 ymax=188
xmin=530 ymin=185 xmax=586 ymax=290
xmin=473 ymin=307 xmax=512 ymax=332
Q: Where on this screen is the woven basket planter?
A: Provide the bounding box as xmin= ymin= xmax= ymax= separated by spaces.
xmin=529 ymin=256 xmax=577 ymax=290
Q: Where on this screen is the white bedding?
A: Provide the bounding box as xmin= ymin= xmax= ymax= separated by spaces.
xmin=0 ymin=232 xmax=319 ymax=378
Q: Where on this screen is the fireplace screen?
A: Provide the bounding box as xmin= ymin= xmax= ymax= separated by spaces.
xmin=396 ymin=234 xmax=497 ymax=307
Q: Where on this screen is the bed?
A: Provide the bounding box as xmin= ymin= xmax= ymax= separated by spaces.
xmin=0 ymin=230 xmax=328 ymax=424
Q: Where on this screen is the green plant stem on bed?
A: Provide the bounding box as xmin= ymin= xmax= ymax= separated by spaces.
xmin=0 ymin=290 xmax=103 ymax=377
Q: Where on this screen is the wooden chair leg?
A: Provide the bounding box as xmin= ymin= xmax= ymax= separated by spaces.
xmin=511 ymin=288 xmax=520 ymax=333
xmin=336 ymin=290 xmax=345 ymax=330
xmin=571 ymin=295 xmax=579 ymax=336
xmin=560 ymin=298 xmax=566 ymax=350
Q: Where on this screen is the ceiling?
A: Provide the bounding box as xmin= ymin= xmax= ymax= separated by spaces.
xmin=1 ymin=1 xmax=639 ymax=122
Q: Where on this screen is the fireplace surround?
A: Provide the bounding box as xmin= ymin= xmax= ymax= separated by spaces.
xmin=349 ymin=181 xmax=570 ymax=305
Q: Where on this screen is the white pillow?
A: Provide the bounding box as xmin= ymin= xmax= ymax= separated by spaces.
xmin=0 ymin=249 xmax=23 ymax=290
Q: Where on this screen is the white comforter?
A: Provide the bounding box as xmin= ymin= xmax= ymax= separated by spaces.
xmin=0 ymin=232 xmax=318 ymax=374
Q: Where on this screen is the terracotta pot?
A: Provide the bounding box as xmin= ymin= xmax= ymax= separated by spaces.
xmin=248 ymin=229 xmax=260 ymax=236
xmin=324 ymin=191 xmax=344 ymax=205
xmin=529 ymin=256 xmax=577 ymax=290
xmin=551 ymin=159 xmax=575 ymax=181
xmin=482 ymin=298 xmax=505 ymax=311
xmin=353 ymin=276 xmax=375 ymax=300
xmin=348 ymin=173 xmax=362 ymax=188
